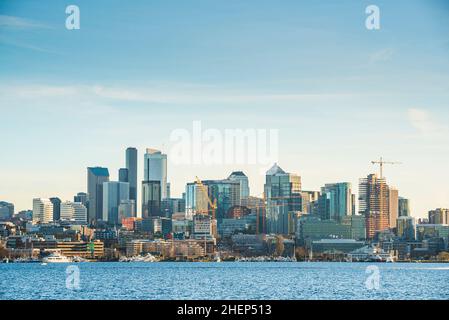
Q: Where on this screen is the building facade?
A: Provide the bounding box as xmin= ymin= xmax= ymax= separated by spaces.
xmin=103 ymin=181 xmax=130 ymax=224
xmin=87 ymin=167 xmax=110 ymax=224
xmin=144 ymin=149 xmax=168 ymax=199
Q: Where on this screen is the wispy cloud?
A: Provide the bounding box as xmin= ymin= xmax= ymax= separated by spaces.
xmin=0 ymin=83 xmax=356 ymax=105
xmin=369 ymin=48 xmax=395 ymax=64
xmin=0 ymin=15 xmax=50 ymax=29
xmin=407 ymin=108 xmax=448 ymax=137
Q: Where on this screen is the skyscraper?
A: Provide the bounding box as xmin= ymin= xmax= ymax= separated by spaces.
xmin=318 ymin=183 xmax=354 ymax=221
xmin=202 ymin=179 xmax=241 ymax=222
xmin=358 ymin=174 xmax=390 ymax=239
xmin=389 ymin=187 xmax=399 ymax=229
xmin=142 ymin=180 xmax=161 ymax=219
xmin=144 ymin=149 xmax=168 ymax=199
xmin=397 ymin=216 xmax=415 ymax=240
xmin=49 ymin=197 xmax=61 ymax=221
xmin=428 ymin=208 xmax=449 ymax=224
xmin=87 ymin=167 xmax=110 ymax=224
xmin=118 ymin=168 xmax=129 ymax=183
xmin=228 ymin=171 xmax=250 ymax=201
xmin=264 ymin=163 xmax=302 ymax=235
xmin=398 ymin=197 xmax=411 ymax=217
xmin=185 ymin=182 xmax=209 ymax=219
xmin=103 ymin=181 xmax=130 ymax=224
xmin=126 ymin=147 xmax=138 ymax=216
xmin=32 ymin=198 xmax=53 ymax=224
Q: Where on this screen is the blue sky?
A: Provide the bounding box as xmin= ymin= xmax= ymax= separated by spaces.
xmin=1 ymin=0 xmax=449 ymax=217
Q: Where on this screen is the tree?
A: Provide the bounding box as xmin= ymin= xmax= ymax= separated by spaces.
xmin=437 ymin=252 xmax=449 ymax=261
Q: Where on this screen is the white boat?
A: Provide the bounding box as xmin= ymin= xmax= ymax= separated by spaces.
xmin=42 ymin=252 xmax=73 ymax=263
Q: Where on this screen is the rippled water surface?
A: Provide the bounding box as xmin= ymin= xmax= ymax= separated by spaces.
xmin=1 ymin=262 xmax=449 ymax=300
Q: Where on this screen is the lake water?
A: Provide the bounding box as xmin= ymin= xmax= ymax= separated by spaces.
xmin=1 ymin=262 xmax=449 ymax=300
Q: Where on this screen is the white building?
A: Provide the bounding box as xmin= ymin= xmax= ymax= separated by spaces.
xmin=32 ymin=198 xmax=53 ymax=224
xmin=144 ymin=148 xmax=168 ymax=199
xmin=61 ymin=201 xmax=87 ymax=224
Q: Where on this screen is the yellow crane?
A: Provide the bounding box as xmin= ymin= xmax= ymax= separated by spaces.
xmin=371 ymin=157 xmax=401 ymax=178
xmin=195 ymin=176 xmax=217 ymax=220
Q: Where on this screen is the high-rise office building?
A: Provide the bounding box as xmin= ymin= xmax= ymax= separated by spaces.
xmin=87 ymin=167 xmax=110 ymax=224
xmin=300 ymin=191 xmax=320 ymax=215
xmin=264 ymin=163 xmax=302 ymax=235
xmin=397 ymin=216 xmax=415 ymax=240
xmin=0 ymin=201 xmax=14 ymax=219
xmin=398 ymin=197 xmax=411 ymax=217
xmin=228 ymin=171 xmax=250 ymax=201
xmin=118 ymin=200 xmax=136 ymax=220
xmin=49 ymin=197 xmax=61 ymax=221
xmin=185 ymin=182 xmax=209 ymax=219
xmin=74 ymin=192 xmax=88 ymax=206
xmin=103 ymin=181 xmax=130 ymax=224
xmin=119 ymin=168 xmax=129 ymax=183
xmin=144 ymin=149 xmax=168 ymax=199
xmin=161 ymin=198 xmax=186 ymax=218
xmin=202 ymin=179 xmax=241 ymax=222
xmin=61 ymin=201 xmax=87 ymax=224
xmin=358 ymin=174 xmax=390 ymax=239
xmin=126 ymin=147 xmax=138 ymax=215
xmin=318 ymin=183 xmax=354 ymax=221
xmin=32 ymin=198 xmax=53 ymax=224
xmin=389 ymin=187 xmax=399 ymax=229
xmin=428 ymin=208 xmax=449 ymax=224
xmin=142 ymin=180 xmax=161 ymax=219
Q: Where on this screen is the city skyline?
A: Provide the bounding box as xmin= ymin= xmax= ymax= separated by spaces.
xmin=1 ymin=0 xmax=449 ymax=217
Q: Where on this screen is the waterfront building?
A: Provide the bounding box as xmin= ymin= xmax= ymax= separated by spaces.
xmin=144 ymin=148 xmax=168 ymax=199
xmin=398 ymin=197 xmax=410 ymax=217
xmin=228 ymin=171 xmax=250 ymax=201
xmin=389 ymin=187 xmax=399 ymax=229
xmin=318 ymin=183 xmax=354 ymax=221
xmin=103 ymin=181 xmax=130 ymax=225
xmin=49 ymin=197 xmax=61 ymax=221
xmin=126 ymin=147 xmax=138 ymax=216
xmin=358 ymin=174 xmax=390 ymax=239
xmin=142 ymin=180 xmax=161 ymax=218
xmin=416 ymin=224 xmax=449 ymax=241
xmin=87 ymin=167 xmax=110 ymax=224
xmin=397 ymin=216 xmax=416 ymax=240
xmin=428 ymin=208 xmax=449 ymax=225
xmin=311 ymin=239 xmax=365 ymax=254
xmin=32 ymin=198 xmax=53 ymax=224
xmin=264 ymin=163 xmax=302 ymax=235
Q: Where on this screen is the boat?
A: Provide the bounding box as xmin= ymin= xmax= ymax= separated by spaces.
xmin=42 ymin=252 xmax=73 ymax=263
xmin=119 ymin=253 xmax=159 ymax=263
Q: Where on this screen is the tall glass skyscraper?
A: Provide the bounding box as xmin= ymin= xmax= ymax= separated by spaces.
xmin=264 ymin=163 xmax=302 ymax=235
xmin=398 ymin=197 xmax=411 ymax=217
xmin=103 ymin=181 xmax=130 ymax=224
xmin=87 ymin=167 xmax=110 ymax=224
xmin=144 ymin=149 xmax=168 ymax=199
xmin=126 ymin=147 xmax=138 ymax=215
xmin=142 ymin=180 xmax=161 ymax=219
xmin=318 ymin=183 xmax=354 ymax=221
xmin=228 ymin=171 xmax=250 ymax=201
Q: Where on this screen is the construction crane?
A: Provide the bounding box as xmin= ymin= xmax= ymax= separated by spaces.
xmin=195 ymin=176 xmax=217 ymax=220
xmin=371 ymin=157 xmax=401 ymax=178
